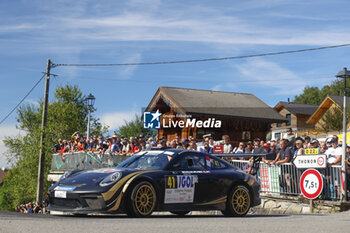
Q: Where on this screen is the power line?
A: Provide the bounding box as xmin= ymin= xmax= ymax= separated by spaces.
xmin=0 ymin=74 xmax=46 ymax=125
xmin=52 ymin=43 xmax=350 ymax=67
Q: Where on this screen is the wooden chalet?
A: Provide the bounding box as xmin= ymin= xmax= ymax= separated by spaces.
xmin=271 ymin=101 xmax=318 ymax=140
xmin=307 ymin=95 xmax=350 ymax=129
xmin=145 ymin=87 xmax=286 ymax=144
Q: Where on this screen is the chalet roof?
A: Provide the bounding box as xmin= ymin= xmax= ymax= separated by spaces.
xmin=328 ymin=95 xmax=350 ymax=107
xmin=274 ymin=101 xmax=318 ymax=115
xmin=307 ymin=95 xmax=350 ymax=124
xmin=146 ymin=87 xmax=286 ymax=122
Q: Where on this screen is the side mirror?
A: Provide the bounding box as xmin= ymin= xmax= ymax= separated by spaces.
xmin=172 ymin=163 xmax=181 ymax=170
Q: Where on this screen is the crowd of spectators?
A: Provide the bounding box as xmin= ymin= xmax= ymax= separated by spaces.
xmin=52 ymin=129 xmax=350 ymax=167
xmin=15 ymin=201 xmax=48 ymax=214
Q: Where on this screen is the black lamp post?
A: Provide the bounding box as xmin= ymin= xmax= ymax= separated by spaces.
xmin=85 ymin=93 xmax=95 ymax=139
xmin=336 ymin=67 xmax=350 ymax=201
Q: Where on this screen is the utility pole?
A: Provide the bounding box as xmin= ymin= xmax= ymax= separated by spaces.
xmin=336 ymin=67 xmax=350 ymax=201
xmin=36 ymin=59 xmax=51 ymax=205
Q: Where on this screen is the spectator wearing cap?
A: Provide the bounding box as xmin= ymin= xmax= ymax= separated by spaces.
xmin=304 ymin=136 xmax=311 ymax=149
xmin=53 ymin=139 xmax=63 ymax=153
xmin=121 ymin=139 xmax=129 ymax=155
xmin=325 ymin=138 xmax=342 ymax=165
xmin=244 ymin=141 xmax=253 ymax=153
xmin=139 ymin=134 xmax=145 ymax=143
xmin=233 ymin=142 xmax=245 ymax=154
xmin=129 ymin=141 xmax=140 ymax=154
xmin=200 ymin=143 xmax=213 ymax=154
xmin=262 ymin=143 xmax=276 ymax=164
xmin=158 ymin=138 xmax=168 ymax=149
xmin=182 ymin=138 xmax=189 ymax=149
xmin=309 ymin=138 xmax=320 ymax=149
xmin=252 ymin=138 xmax=264 ymax=154
xmin=86 ymin=139 xmax=93 ymax=151
xmin=233 ymin=142 xmax=246 ymax=161
xmin=273 ymin=139 xmax=292 ymax=165
xmin=110 ymin=137 xmax=120 ymax=154
xmin=222 ymin=135 xmax=232 ymax=153
xmin=270 ymin=139 xmax=277 ymax=151
xmin=145 ymin=137 xmax=154 ymax=150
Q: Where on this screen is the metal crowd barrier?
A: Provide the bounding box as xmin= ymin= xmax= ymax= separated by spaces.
xmin=50 ymin=152 xmax=129 ymax=171
xmin=228 ymin=159 xmax=342 ymax=201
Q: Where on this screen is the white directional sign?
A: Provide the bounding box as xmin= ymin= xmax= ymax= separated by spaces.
xmin=293 ymin=154 xmax=326 ymax=169
xmin=300 ymin=169 xmax=324 ymax=199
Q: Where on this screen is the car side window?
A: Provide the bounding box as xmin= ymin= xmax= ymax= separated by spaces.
xmin=175 ymin=153 xmax=205 ymax=170
xmin=210 ymin=158 xmax=227 ymax=169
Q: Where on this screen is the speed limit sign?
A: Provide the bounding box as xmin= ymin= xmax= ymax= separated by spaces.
xmin=300 ymin=169 xmax=323 ymax=199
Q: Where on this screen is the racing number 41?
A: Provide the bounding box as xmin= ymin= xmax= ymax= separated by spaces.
xmin=167 ymin=176 xmax=177 ymax=189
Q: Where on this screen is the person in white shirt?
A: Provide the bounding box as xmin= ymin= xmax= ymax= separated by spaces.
xmin=325 ymin=138 xmax=342 ymax=165
xmin=223 ymin=135 xmax=233 ymax=153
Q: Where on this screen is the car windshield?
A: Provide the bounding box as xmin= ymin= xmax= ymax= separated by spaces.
xmin=117 ymin=151 xmax=175 ymax=170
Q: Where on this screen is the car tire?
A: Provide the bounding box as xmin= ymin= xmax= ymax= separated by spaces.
xmin=127 ymin=181 xmax=157 ymax=217
xmin=222 ymin=185 xmax=251 ymax=217
xmin=170 ymin=211 xmax=190 ymax=216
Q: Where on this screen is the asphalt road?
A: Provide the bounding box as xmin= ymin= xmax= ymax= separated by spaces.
xmin=0 ymin=211 xmax=349 ymax=233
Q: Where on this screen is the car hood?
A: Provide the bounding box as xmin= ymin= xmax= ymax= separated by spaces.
xmin=51 ymin=167 xmax=140 ymax=192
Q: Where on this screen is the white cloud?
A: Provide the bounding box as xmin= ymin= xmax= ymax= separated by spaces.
xmin=25 ymin=98 xmax=40 ymax=106
xmin=118 ymin=53 xmax=142 ymax=79
xmin=235 ymin=58 xmax=307 ymax=95
xmin=0 ymin=23 xmax=44 ymax=32
xmin=100 ymin=111 xmax=139 ymax=131
xmin=6 ymin=3 xmax=350 ymax=49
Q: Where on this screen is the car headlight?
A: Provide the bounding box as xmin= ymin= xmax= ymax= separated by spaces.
xmin=99 ymin=172 xmax=121 ymax=187
xmin=58 ymin=171 xmax=73 ymax=182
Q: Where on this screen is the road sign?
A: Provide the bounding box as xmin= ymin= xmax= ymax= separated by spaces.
xmin=304 ymin=148 xmax=320 ymax=155
xmin=300 ymin=169 xmax=324 ymax=199
xmin=293 ymin=154 xmax=326 ymax=168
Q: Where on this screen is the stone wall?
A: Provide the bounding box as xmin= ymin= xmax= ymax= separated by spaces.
xmin=254 ymin=195 xmax=343 ymax=214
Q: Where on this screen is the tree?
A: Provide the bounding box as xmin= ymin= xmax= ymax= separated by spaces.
xmin=117 ymin=115 xmax=157 ymax=139
xmin=316 ymin=107 xmax=350 ymax=133
xmin=0 ymin=84 xmax=106 ymax=210
xmin=293 ymin=79 xmax=345 ymax=105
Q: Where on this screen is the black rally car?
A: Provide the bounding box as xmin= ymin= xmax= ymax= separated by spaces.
xmin=48 ymin=149 xmax=260 ymax=217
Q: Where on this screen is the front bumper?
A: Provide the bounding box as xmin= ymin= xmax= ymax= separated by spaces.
xmin=48 ymin=191 xmax=108 ymax=213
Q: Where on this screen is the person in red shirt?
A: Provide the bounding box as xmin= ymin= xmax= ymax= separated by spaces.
xmin=130 ymin=142 xmax=139 ymax=154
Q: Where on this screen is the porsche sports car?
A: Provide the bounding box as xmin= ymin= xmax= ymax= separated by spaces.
xmin=48 ymin=149 xmax=261 ymax=217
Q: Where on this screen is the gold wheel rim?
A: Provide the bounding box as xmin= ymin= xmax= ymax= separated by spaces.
xmin=231 ymin=187 xmax=250 ymax=215
xmin=134 ymin=184 xmax=155 ymax=215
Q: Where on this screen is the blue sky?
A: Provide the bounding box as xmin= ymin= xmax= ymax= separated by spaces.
xmin=1 ymin=0 xmax=350 ymax=167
